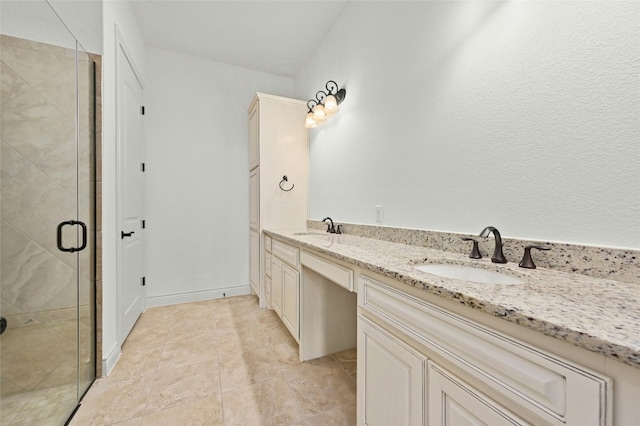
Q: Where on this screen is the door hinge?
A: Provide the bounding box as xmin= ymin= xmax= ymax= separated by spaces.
xmin=141 ymin=106 xmax=145 ymax=115
xmin=141 ymin=220 xmax=146 ymax=229
xmin=141 ymin=163 xmax=146 ymax=172
xmin=141 ymin=277 xmax=146 ymax=286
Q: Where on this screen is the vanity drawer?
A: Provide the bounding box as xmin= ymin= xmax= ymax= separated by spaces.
xmin=265 ymin=252 xmax=272 ymax=278
xmin=300 ymin=251 xmax=354 ymax=291
xmin=264 ymin=235 xmax=272 ymax=253
xmin=359 ymin=276 xmax=611 ymax=426
xmin=272 ymin=240 xmax=299 ymax=269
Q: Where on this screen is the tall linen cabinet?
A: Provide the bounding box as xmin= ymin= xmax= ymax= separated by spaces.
xmin=248 ymin=93 xmax=308 ymax=308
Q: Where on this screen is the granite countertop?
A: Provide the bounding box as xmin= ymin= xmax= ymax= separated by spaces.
xmin=264 ymin=229 xmax=640 ymax=368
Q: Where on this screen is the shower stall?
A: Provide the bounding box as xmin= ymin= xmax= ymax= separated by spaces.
xmin=0 ymin=1 xmax=98 ymax=424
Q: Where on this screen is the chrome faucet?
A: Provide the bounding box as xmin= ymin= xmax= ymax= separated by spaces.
xmin=322 ymin=217 xmax=336 ymax=233
xmin=479 ymin=226 xmax=507 ymax=263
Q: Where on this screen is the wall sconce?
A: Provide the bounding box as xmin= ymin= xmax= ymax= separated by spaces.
xmin=304 ymin=80 xmax=346 ymax=129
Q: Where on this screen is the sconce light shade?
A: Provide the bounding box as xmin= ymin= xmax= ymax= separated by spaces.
xmin=324 ymin=94 xmax=338 ymax=114
xmin=305 ymin=112 xmax=318 ymax=128
xmin=313 ymin=103 xmax=327 ymax=121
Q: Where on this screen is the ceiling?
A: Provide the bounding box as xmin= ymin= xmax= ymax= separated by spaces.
xmin=130 ymin=1 xmax=349 ymax=78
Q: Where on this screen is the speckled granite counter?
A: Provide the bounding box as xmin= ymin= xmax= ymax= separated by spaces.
xmin=264 ymin=229 xmax=640 ymax=368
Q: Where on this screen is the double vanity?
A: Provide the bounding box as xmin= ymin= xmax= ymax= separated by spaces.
xmin=246 ymin=92 xmax=639 ymax=426
xmin=261 ymin=227 xmax=640 ymax=426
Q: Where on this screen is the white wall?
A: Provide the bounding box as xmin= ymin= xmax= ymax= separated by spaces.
xmin=1 ymin=1 xmax=102 ymax=54
xmin=102 ymin=0 xmax=147 ymax=375
xmin=1 ymin=0 xmax=75 ymax=49
xmin=48 ymin=0 xmax=103 ymax=54
xmin=144 ymin=47 xmax=293 ymax=306
xmin=295 ymin=1 xmax=639 ymax=249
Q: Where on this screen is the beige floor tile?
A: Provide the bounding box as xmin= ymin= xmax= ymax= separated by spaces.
xmin=216 ymin=330 xmax=272 ymax=362
xmin=300 ymin=403 xmax=357 ymax=426
xmin=163 ymin=324 xmax=215 ymax=347
xmin=271 ymin=338 xmax=301 ymax=366
xmin=334 ymin=348 xmax=357 ymax=378
xmin=159 ymin=340 xmax=218 ymax=369
xmin=144 ymin=366 xmax=220 ymax=413
xmin=219 ymin=346 xmax=281 ymax=392
xmin=140 ymin=394 xmax=223 ymax=426
xmin=69 ymin=377 xmax=151 ymax=425
xmin=108 ymin=344 xmax=164 ymax=381
xmin=112 ymin=418 xmax=143 ymax=426
xmin=70 ymin=296 xmax=357 ymax=425
xmin=123 ymin=326 xmax=169 ymax=352
xmin=222 ymin=377 xmax=303 ymax=426
xmin=283 ymin=361 xmax=356 ymax=418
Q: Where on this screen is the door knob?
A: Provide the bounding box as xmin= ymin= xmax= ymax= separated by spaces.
xmin=121 ymin=231 xmax=135 ymax=239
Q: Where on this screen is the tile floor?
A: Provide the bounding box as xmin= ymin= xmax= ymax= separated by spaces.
xmin=69 ymin=295 xmax=357 ymax=426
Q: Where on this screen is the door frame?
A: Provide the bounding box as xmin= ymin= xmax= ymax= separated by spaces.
xmin=114 ymin=26 xmax=146 ymax=349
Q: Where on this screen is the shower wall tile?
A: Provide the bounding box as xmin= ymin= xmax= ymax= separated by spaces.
xmin=91 ymin=54 xmax=102 ymax=133
xmin=0 ymin=377 xmax=24 ymax=398
xmin=34 ymin=63 xmax=77 ymax=124
xmin=78 ymin=55 xmax=95 ymax=132
xmin=1 ymin=89 xmax=77 ymax=195
xmin=1 ymin=222 xmax=75 ymax=313
xmin=1 ymin=61 xmax=31 ymax=103
xmin=96 ymin=230 xmax=102 ymax=280
xmin=0 ymin=35 xmax=67 ymax=57
xmin=33 ymin=307 xmax=77 ymax=323
xmin=0 ymin=298 xmax=23 ymax=316
xmin=0 ymin=43 xmax=74 ymax=89
xmin=95 ymin=279 xmax=103 ymax=378
xmin=1 ymin=142 xmax=77 ymax=269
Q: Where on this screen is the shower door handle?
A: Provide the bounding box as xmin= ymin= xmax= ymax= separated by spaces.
xmin=56 ymin=220 xmax=87 ymax=253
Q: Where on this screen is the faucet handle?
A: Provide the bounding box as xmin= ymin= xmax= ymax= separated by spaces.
xmin=336 ymin=224 xmax=342 ymax=234
xmin=519 ymin=245 xmax=551 ymax=269
xmin=462 ymin=238 xmax=482 ymax=259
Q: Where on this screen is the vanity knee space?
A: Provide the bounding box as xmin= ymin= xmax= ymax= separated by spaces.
xmin=265 ymin=237 xmax=358 ymax=362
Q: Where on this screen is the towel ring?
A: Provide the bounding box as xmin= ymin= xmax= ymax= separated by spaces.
xmin=279 ymin=175 xmax=294 ymax=192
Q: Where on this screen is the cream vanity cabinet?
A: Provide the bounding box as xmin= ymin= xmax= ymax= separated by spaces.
xmin=270 ymin=238 xmax=301 ymax=341
xmin=247 ymin=93 xmax=308 ymax=306
xmin=358 ymin=316 xmax=426 ymax=426
xmin=358 ymin=275 xmax=612 ymax=426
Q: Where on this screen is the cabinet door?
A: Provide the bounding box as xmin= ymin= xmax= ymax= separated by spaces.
xmin=357 ymin=316 xmax=425 ymax=426
xmin=249 ymin=230 xmax=260 ymax=296
xmin=428 ymin=361 xmax=529 ymax=426
xmin=265 ymin=275 xmax=272 ymax=308
xmin=249 ymin=168 xmax=259 ymax=230
xmin=282 ymin=263 xmax=299 ymax=341
xmin=249 ymin=105 xmax=259 ymax=170
xmin=272 ymin=257 xmax=283 ymax=318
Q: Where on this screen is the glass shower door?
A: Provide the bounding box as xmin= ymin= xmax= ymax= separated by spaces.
xmin=0 ymin=1 xmax=96 ymax=424
xmin=77 ymin=44 xmax=96 ymax=401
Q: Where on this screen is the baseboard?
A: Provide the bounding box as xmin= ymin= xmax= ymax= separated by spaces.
xmin=102 ymin=342 xmax=120 ymax=377
xmin=145 ymin=285 xmax=252 ymax=309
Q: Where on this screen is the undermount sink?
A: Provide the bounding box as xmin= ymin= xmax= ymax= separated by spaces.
xmin=414 ymin=264 xmax=525 ymax=285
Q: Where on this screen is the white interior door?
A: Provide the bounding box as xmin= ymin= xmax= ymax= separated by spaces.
xmin=117 ymin=37 xmax=145 ymax=344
